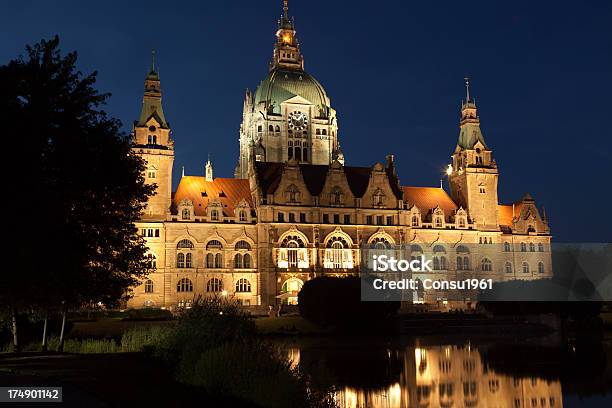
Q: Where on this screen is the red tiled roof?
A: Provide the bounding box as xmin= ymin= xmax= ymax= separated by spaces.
xmin=402 ymin=186 xmax=458 ymax=215
xmin=172 ymin=176 xmax=252 ymax=216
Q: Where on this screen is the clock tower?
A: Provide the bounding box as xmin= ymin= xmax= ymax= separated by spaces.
xmin=235 ymin=0 xmax=340 ymax=178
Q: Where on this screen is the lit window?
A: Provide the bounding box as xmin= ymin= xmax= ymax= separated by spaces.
xmin=177 ymin=278 xmax=193 ymax=293
xmin=177 ymin=253 xmax=185 ymax=268
xmin=235 ymin=240 xmax=251 ymax=250
xmin=522 ymin=262 xmax=530 ymax=273
xmin=504 ymin=242 xmax=511 ymax=252
xmin=239 ymin=210 xmax=247 ymax=222
xmin=481 ymin=258 xmax=492 ymax=272
xmin=207 ymin=278 xmax=223 ymax=293
xmin=235 ymin=278 xmax=251 ymax=293
xmin=210 ymin=209 xmax=219 ymax=221
xmin=144 ymin=279 xmax=154 ymax=293
xmin=538 ymin=262 xmax=545 ymax=274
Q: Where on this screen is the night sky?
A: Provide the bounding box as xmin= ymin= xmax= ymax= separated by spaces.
xmin=2 ymin=0 xmax=611 ymax=242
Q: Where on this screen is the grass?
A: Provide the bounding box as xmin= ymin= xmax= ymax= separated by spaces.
xmin=254 ymin=316 xmax=329 ymax=335
xmin=1 ymin=325 xmax=171 ymax=354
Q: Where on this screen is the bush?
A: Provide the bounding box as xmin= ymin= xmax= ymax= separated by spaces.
xmin=152 ymin=296 xmax=335 ymax=407
xmin=298 ymin=276 xmax=400 ymax=329
xmin=120 ymin=325 xmax=172 ymax=352
xmin=189 ymin=341 xmax=325 ymax=408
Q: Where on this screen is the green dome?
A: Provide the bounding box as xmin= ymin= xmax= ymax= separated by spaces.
xmin=254 ymin=68 xmax=331 ymax=116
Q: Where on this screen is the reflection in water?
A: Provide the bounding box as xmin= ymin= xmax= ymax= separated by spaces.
xmin=286 ymin=343 xmax=563 ymax=408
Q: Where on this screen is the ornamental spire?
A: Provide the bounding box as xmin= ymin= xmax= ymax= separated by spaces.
xmin=464 ymin=76 xmax=471 ymax=104
xmin=457 ymin=77 xmax=487 ymax=149
xmin=271 ymin=0 xmax=303 ymax=70
xmin=150 ymin=49 xmax=157 ymax=74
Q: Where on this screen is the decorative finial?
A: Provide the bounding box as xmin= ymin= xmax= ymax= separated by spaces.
xmin=151 ymin=49 xmax=156 ymax=73
xmin=181 ymin=166 xmax=185 ymax=177
xmin=283 ymin=0 xmax=289 ymax=19
xmin=464 ymin=76 xmax=471 ymax=103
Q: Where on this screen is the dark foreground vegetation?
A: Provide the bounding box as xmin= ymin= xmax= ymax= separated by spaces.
xmin=1 ymin=298 xmax=337 ymax=408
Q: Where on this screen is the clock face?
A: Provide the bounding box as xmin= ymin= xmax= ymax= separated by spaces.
xmin=288 ymin=111 xmax=308 ymax=131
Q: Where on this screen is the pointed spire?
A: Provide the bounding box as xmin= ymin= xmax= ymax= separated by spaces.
xmin=464 ymin=76 xmax=472 ymax=104
xmin=181 ymin=166 xmax=185 ymax=178
xmin=151 ymin=49 xmax=156 ymax=74
xmin=205 ymin=155 xmax=213 ymax=181
xmin=283 ymin=0 xmax=289 ymax=19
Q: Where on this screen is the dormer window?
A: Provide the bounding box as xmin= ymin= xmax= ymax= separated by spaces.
xmin=412 ymin=215 xmax=420 ymax=227
xmin=286 ymin=184 xmax=300 ymax=204
xmin=330 ymin=187 xmax=343 ymax=206
xmin=177 ymin=199 xmax=194 ymax=221
xmin=372 ymin=189 xmax=385 ymax=207
xmin=148 ymin=135 xmax=157 ymax=145
xmin=210 ymin=210 xmax=219 ymax=221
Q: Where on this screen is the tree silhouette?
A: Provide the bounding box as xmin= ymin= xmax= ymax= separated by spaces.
xmin=0 ymin=36 xmax=154 ymax=351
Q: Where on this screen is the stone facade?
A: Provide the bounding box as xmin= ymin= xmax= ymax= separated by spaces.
xmin=127 ymin=3 xmax=552 ymax=310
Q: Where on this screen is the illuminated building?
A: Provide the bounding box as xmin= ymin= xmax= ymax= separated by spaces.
xmin=129 ymin=1 xmax=551 ymax=309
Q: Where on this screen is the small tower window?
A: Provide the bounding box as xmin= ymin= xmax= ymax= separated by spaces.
xmin=148 ymin=135 xmax=157 ymax=145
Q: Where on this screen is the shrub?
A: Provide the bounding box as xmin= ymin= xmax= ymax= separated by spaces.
xmin=298 ymin=276 xmax=400 ymax=328
xmin=120 ymin=325 xmax=172 ymax=352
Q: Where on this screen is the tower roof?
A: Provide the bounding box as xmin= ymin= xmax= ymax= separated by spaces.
xmin=457 ymin=77 xmax=487 ymax=149
xmin=254 ymin=68 xmax=330 ymax=115
xmin=136 ymin=50 xmax=168 ymax=128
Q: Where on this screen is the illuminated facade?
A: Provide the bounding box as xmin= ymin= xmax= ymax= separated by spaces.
xmin=129 ymin=1 xmax=552 ymax=309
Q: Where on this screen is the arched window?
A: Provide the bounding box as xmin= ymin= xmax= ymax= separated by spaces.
xmin=538 ymin=262 xmax=545 ymax=274
xmin=234 ymin=253 xmax=243 ymax=269
xmin=181 ymin=208 xmax=190 ymax=220
xmin=268 ymin=124 xmax=274 ymax=131
xmin=207 ymin=278 xmax=223 ymax=293
xmin=279 ymin=234 xmax=307 ymax=269
xmin=210 ymin=209 xmax=219 ymax=221
xmin=538 ymin=243 xmax=544 ymax=252
xmin=275 ymin=125 xmax=280 ymax=132
xmin=215 ymin=253 xmax=223 ymax=268
xmin=235 ymin=240 xmax=251 ymax=250
xmin=239 ymin=210 xmax=247 ymax=222
xmin=331 ymin=241 xmax=344 ymax=268
xmin=177 ymin=253 xmax=185 ymax=268
xmin=529 ymin=243 xmax=536 ymax=252
xmin=433 ymin=245 xmax=447 ymax=270
xmin=322 ymin=129 xmax=327 ymax=135
xmin=458 ymin=217 xmax=466 ymax=228
xmin=206 ymin=253 xmax=214 ymax=268
xmin=144 ymin=279 xmax=154 ymax=293
xmin=294 ymin=147 xmax=302 ymax=161
xmin=522 ymin=262 xmax=530 ymax=274
xmin=412 ymin=215 xmax=420 ymax=227
xmin=235 ymin=278 xmax=251 ymax=293
xmin=505 ymin=262 xmax=513 ymax=274
xmin=177 ymin=278 xmax=193 ymax=293
xmin=206 ymin=240 xmax=223 ymax=250
xmin=303 ymin=147 xmax=308 ymax=161
xmin=185 ymin=253 xmax=193 ymax=268
xmin=434 ymin=215 xmax=443 ymax=228
xmin=243 ymin=253 xmax=252 ymax=268
xmin=504 ymin=242 xmax=511 ymax=252
xmin=481 ymin=258 xmax=492 ymax=272
xmin=324 ymin=235 xmax=353 ymax=269
xmin=177 ymin=239 xmax=194 ymax=249
xmin=520 ymin=242 xmax=527 ymax=252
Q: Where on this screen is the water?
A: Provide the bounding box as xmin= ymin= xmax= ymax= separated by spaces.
xmin=278 ymin=335 xmax=612 ymax=408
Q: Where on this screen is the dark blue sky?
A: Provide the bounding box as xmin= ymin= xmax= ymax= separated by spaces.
xmin=2 ymin=0 xmax=611 ymax=242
